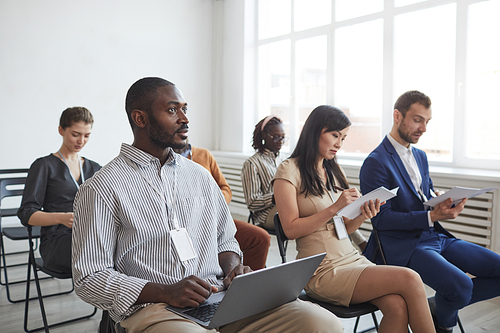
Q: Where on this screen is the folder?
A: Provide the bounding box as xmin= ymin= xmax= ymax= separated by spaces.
xmin=423 ymin=186 xmax=498 ymax=208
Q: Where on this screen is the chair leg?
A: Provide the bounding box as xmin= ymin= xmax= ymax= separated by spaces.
xmin=1 ymin=237 xmax=51 ymax=303
xmin=24 ymin=240 xmax=50 ymax=333
xmin=371 ymin=312 xmax=379 ymax=331
xmin=23 ymin=239 xmax=97 ymax=332
xmin=353 ymin=316 xmax=361 ymax=332
xmin=353 ymin=313 xmax=379 ymax=333
xmin=458 ymin=316 xmax=465 ymax=333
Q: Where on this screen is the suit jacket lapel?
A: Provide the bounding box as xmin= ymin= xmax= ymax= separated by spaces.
xmin=413 ymin=148 xmax=429 ymax=194
xmin=382 ymin=137 xmax=420 ymax=200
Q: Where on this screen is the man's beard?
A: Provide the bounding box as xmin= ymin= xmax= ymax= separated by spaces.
xmin=398 ymin=123 xmax=419 ymax=144
xmin=149 ymin=114 xmax=188 ymax=150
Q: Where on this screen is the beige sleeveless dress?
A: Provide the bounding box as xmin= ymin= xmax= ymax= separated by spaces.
xmin=273 ymin=158 xmax=374 ymax=306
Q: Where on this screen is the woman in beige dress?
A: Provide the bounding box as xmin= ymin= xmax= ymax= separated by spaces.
xmin=273 ymin=105 xmax=435 ymax=333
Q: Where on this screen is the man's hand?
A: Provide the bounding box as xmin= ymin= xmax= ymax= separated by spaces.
xmin=162 ymin=276 xmax=218 ymax=308
xmin=223 ymin=264 xmax=252 ymax=289
xmin=430 ymin=198 xmax=467 ymax=222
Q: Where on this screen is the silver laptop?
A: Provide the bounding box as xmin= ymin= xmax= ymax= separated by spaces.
xmin=166 ymin=253 xmax=326 ymax=329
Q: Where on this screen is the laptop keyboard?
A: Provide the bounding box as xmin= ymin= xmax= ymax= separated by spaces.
xmin=184 ymin=301 xmax=221 ymax=322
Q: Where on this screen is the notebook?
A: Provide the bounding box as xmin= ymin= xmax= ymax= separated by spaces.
xmin=166 ymin=252 xmax=326 ymax=329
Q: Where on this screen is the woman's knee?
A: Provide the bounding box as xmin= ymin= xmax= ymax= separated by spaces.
xmin=401 ymin=267 xmax=426 ymax=289
xmin=378 ymin=294 xmax=408 ymax=318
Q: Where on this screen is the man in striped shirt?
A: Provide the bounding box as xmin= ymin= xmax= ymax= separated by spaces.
xmin=72 ymin=77 xmax=342 ymax=332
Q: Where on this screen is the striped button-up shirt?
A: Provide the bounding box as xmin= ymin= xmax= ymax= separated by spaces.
xmin=241 ymin=149 xmax=284 ymax=226
xmin=72 ymin=143 xmax=242 ymax=323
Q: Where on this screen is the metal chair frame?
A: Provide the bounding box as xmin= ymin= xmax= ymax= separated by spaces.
xmin=371 ymin=227 xmax=465 ymax=333
xmin=0 ymin=176 xmax=46 ymax=303
xmin=24 ymin=225 xmax=97 ymax=332
xmin=273 ymin=213 xmax=379 ymax=333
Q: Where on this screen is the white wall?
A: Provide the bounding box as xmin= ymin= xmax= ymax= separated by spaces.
xmin=0 ymin=0 xmax=214 ymax=169
xmin=214 ymin=0 xmax=256 ymax=154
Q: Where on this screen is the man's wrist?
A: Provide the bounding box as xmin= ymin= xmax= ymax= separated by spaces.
xmin=427 ymin=211 xmax=434 ymax=227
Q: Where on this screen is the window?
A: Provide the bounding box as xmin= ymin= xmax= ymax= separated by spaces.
xmin=465 ymin=0 xmax=500 ymax=162
xmin=393 ymin=3 xmax=456 ymax=162
xmin=334 ymin=19 xmax=383 ymax=157
xmin=254 ymin=0 xmax=500 ymax=171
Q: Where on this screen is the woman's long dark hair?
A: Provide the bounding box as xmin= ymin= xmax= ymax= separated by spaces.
xmin=290 ymin=105 xmax=351 ymax=197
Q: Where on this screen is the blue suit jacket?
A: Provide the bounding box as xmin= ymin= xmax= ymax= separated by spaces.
xmin=359 ymin=136 xmax=454 ymax=266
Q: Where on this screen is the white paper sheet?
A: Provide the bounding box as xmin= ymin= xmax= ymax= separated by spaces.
xmin=423 ymin=186 xmax=498 ymax=207
xmin=336 ymin=186 xmax=399 ymax=219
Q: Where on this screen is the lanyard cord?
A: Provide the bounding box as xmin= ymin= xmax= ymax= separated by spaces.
xmin=124 ymin=155 xmax=180 ymax=231
xmin=322 ymin=167 xmax=337 ymax=204
xmin=58 ymin=150 xmax=84 ymax=189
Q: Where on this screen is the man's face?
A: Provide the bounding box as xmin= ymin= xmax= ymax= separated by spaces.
xmin=396 ymin=102 xmax=432 ymax=146
xmin=148 ymin=85 xmax=189 ymax=150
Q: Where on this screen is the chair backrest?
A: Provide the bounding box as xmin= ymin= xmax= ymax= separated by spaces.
xmin=0 ymin=177 xmax=27 ymax=219
xmin=0 ymin=168 xmax=29 ymax=176
xmin=0 ymin=177 xmax=26 ymax=199
xmin=273 ymin=213 xmax=289 ymax=264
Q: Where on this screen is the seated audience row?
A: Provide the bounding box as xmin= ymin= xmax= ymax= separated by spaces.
xmin=15 ymin=77 xmax=499 ymax=333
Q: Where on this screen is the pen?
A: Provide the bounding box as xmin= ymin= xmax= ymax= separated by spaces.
xmin=332 ymin=185 xmax=345 ymax=191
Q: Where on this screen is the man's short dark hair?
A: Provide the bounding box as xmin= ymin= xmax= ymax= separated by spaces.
xmin=394 ymin=90 xmax=431 ymax=117
xmin=125 ymin=77 xmax=175 ymax=128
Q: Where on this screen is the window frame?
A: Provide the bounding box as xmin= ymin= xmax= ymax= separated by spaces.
xmin=251 ymin=0 xmax=500 ymax=172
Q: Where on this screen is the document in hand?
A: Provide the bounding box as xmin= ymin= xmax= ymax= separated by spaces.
xmin=337 ymin=186 xmax=399 ymax=219
xmin=423 ymin=186 xmax=498 ymax=208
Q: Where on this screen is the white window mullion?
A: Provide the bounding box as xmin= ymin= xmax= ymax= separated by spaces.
xmin=382 ymin=0 xmax=395 ymax=137
xmin=328 ymin=0 xmax=336 ymax=106
xmin=290 ymin=0 xmax=298 ymax=146
xmin=453 ymin=0 xmax=468 ymax=166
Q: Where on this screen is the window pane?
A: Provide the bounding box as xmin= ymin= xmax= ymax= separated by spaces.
xmin=258 ymin=0 xmax=291 ymax=39
xmin=294 ymin=0 xmax=331 ymax=31
xmin=334 ymin=19 xmax=383 ymax=157
xmin=258 ymin=40 xmax=291 ymax=130
xmin=394 ymin=4 xmax=456 ymax=162
xmin=395 ymin=0 xmax=428 ymax=7
xmin=296 ymin=35 xmax=327 ymax=121
xmin=335 ymin=0 xmax=383 ymax=21
xmin=465 ymin=0 xmax=500 ymax=160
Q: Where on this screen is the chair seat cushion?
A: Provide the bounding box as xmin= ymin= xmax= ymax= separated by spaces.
xmin=298 ymin=291 xmax=378 ymax=318
xmin=2 ymin=226 xmax=41 ymax=240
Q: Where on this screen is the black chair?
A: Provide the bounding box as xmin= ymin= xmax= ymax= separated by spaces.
xmin=24 ymin=225 xmax=97 ymax=332
xmin=371 ymin=227 xmax=465 ymax=333
xmin=273 ymin=213 xmax=379 ymax=333
xmin=0 ymin=175 xmax=43 ymax=303
xmin=99 ymin=310 xmax=126 ymax=333
xmin=248 ymin=210 xmax=277 ymax=235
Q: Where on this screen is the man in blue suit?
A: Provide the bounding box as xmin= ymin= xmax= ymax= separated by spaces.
xmin=360 ymin=90 xmax=500 ymax=333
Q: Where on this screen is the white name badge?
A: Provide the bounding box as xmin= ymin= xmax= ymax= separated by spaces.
xmin=170 ymin=228 xmax=197 ymax=261
xmin=333 ymin=215 xmax=348 ymax=240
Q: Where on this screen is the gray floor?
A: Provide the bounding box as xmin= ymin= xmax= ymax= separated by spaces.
xmin=1 ymin=235 xmax=499 ymax=332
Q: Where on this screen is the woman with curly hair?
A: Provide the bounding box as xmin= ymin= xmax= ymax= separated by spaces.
xmin=241 ymin=115 xmax=286 ymax=230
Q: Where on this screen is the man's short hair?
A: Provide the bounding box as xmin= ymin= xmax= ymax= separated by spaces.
xmin=125 ymin=77 xmax=175 ymax=128
xmin=394 ymin=90 xmax=431 ymax=117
